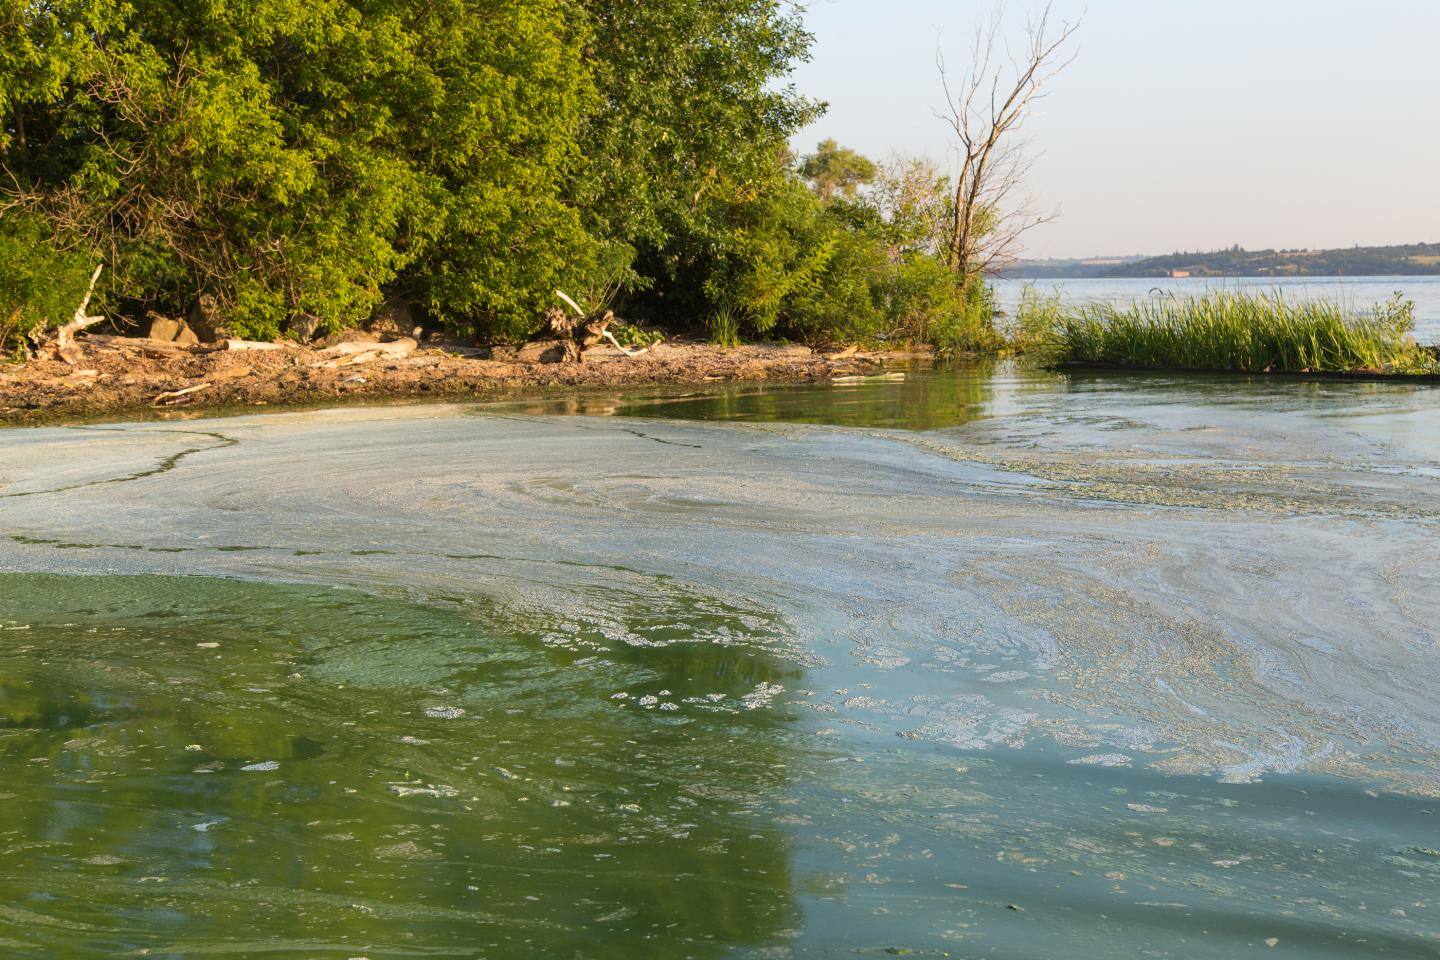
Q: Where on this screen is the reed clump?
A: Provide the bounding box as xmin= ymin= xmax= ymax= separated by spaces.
xmin=707 ymin=307 xmax=742 ymax=349
xmin=1025 ymin=290 xmax=1436 ymax=375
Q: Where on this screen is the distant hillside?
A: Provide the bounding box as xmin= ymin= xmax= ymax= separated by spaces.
xmin=1007 ymin=242 xmax=1440 ymax=279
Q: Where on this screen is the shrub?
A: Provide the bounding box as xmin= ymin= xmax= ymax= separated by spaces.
xmin=928 ymin=280 xmax=1004 ymax=357
xmin=610 ymin=321 xmax=665 ymax=349
xmin=785 ymin=230 xmax=889 ymax=342
xmin=877 ymin=255 xmax=1000 ymax=354
xmin=0 ymin=212 xmax=96 ymax=356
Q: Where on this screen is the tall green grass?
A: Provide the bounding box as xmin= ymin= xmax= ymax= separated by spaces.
xmin=1024 ymin=289 xmax=1436 ymax=375
xmin=707 ymin=306 xmax=741 ymax=348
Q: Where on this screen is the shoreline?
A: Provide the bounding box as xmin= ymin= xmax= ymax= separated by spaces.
xmin=0 ymin=336 xmax=919 ymax=427
xmin=1053 ymin=360 xmax=1440 ymax=382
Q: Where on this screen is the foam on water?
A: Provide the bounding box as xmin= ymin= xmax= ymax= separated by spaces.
xmin=3 ymin=366 xmax=1440 ymax=956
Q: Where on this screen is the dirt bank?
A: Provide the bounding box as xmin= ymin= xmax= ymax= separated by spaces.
xmin=0 ymin=335 xmax=914 ymax=425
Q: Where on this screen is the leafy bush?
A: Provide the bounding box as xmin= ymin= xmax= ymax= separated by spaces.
xmin=929 ymin=281 xmax=1004 ymax=357
xmin=610 ymin=322 xmax=665 ymax=349
xmin=0 ymin=212 xmax=96 ymax=356
xmin=700 ymin=177 xmax=839 ymax=335
xmin=785 ymin=229 xmax=889 ymax=342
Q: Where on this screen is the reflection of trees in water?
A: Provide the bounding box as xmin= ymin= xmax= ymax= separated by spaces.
xmin=0 ymin=574 xmax=801 ymax=957
xmin=504 ymin=358 xmax=1003 ymax=430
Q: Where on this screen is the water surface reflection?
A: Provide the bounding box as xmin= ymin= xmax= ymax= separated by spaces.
xmin=0 ymin=574 xmax=801 ymax=958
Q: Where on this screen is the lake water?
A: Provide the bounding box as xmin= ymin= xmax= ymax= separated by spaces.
xmin=4 ymin=366 xmax=1440 ymax=957
xmin=995 ymin=275 xmax=1440 ymax=342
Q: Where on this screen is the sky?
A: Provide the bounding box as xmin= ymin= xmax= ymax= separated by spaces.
xmin=790 ymin=0 xmax=1440 ymax=259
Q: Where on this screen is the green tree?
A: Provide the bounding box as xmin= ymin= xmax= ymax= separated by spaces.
xmin=576 ymin=0 xmax=821 ymax=323
xmin=800 ymin=139 xmax=877 ymax=202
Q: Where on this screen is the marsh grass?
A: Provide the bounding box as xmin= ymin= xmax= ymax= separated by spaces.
xmin=1026 ymin=290 xmax=1437 ymax=375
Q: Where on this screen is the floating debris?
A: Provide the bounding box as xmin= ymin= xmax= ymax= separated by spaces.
xmin=1069 ymin=754 xmax=1133 ymax=767
xmin=390 ymin=784 xmax=457 ymax=798
xmin=1126 ymin=803 xmax=1169 ymax=814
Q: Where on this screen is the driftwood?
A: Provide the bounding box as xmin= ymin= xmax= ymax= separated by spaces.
xmin=832 ymin=372 xmax=906 ymax=384
xmin=225 ymin=339 xmax=291 ymax=352
xmin=539 ymin=290 xmax=621 ymax=363
xmin=86 ymin=334 xmax=192 ymax=352
xmin=52 ymin=264 xmax=106 ymax=352
xmin=600 ymin=329 xmax=650 ymax=357
xmin=152 ymin=383 xmax=212 ymax=406
xmin=311 ymin=337 xmax=417 ymax=368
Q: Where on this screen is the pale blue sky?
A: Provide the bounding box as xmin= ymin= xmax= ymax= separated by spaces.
xmin=791 ymin=0 xmax=1440 ymax=258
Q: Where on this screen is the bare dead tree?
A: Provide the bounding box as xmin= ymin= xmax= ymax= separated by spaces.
xmin=939 ymin=2 xmax=1080 ymax=288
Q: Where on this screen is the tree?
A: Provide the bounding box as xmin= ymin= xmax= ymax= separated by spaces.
xmin=800 ymin=139 xmax=877 ymax=202
xmin=575 ymin=0 xmax=820 ymax=319
xmin=938 ymin=2 xmax=1079 ymax=288
xmin=870 ymin=156 xmax=953 ymax=259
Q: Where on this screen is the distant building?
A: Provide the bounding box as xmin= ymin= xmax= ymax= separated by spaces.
xmin=1169 ymin=269 xmax=1191 ymax=278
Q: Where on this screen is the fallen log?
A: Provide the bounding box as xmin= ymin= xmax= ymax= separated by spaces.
xmin=87 ymin=335 xmax=194 ymax=353
xmin=225 ymin=339 xmax=291 ymax=352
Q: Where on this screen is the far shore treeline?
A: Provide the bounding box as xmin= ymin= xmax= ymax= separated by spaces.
xmin=0 ymin=0 xmax=998 ymax=354
xmin=1009 ymin=242 xmax=1440 ymax=280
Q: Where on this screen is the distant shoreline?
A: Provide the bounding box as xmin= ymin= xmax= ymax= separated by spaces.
xmin=1005 ymin=242 xmax=1440 ymax=281
xmin=1004 ymin=272 xmax=1440 ymax=281
xmin=1001 ymin=272 xmax=1440 ymax=278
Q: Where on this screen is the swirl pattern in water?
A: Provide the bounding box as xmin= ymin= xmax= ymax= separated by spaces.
xmin=2 ymin=366 xmax=1438 ymax=957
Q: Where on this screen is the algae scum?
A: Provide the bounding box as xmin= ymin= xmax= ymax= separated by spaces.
xmin=2 ymin=366 xmax=1439 ymax=957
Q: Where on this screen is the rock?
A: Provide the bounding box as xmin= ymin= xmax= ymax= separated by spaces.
xmin=146 ymin=313 xmax=200 ymax=346
xmin=187 ymin=294 xmax=228 ymax=342
xmin=322 ymin=328 xmax=382 ymax=347
xmin=367 ymin=294 xmax=417 ymax=340
xmin=287 ymin=313 xmax=322 ymax=343
xmin=516 ymin=339 xmax=575 ymax=364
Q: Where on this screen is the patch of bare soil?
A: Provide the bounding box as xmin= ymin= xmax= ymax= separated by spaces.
xmin=0 ymin=335 xmax=918 ymax=425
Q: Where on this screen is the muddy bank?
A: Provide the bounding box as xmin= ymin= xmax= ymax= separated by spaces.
xmin=0 ymin=336 xmax=913 ymax=425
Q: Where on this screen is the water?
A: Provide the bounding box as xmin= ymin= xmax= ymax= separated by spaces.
xmin=995 ymin=275 xmax=1440 ymax=342
xmin=3 ymin=367 xmax=1440 ymax=957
